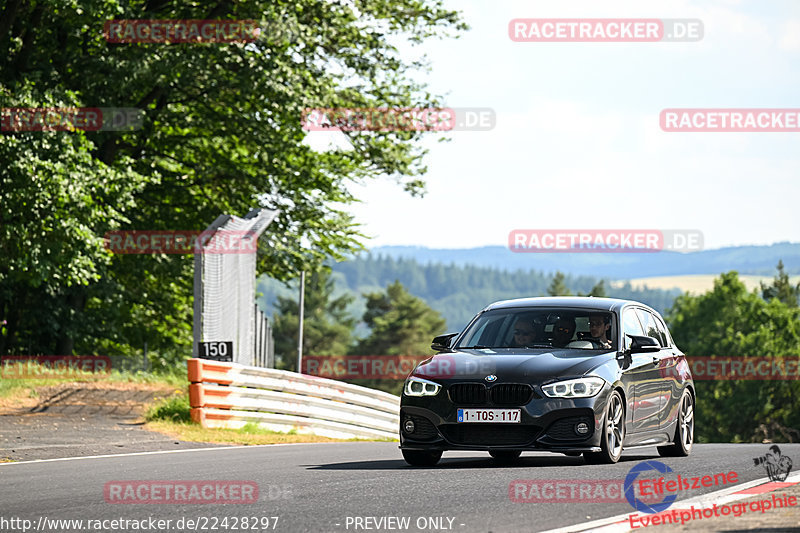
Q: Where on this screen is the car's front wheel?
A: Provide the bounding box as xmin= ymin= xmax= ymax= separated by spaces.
xmin=489 ymin=450 xmax=522 ymax=463
xmin=402 ymin=449 xmax=442 ymax=467
xmin=658 ymin=390 xmax=694 ymax=457
xmin=584 ymin=390 xmax=625 ymax=464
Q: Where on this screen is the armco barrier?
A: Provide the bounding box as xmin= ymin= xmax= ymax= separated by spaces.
xmin=187 ymin=358 xmax=400 ymax=440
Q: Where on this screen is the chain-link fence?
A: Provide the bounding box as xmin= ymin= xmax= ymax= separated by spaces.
xmin=193 ymin=208 xmax=278 ymax=367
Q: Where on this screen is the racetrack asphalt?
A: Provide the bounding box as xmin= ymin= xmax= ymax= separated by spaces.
xmin=1 ymin=443 xmax=798 ymax=532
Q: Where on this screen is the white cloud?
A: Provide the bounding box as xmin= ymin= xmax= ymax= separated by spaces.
xmin=779 ymin=19 xmax=800 ymax=52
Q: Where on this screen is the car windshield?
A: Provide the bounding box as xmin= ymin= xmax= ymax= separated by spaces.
xmin=456 ymin=307 xmax=617 ymax=351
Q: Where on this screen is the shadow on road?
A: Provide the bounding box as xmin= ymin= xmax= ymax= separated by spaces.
xmin=307 ymin=452 xmax=660 ymax=471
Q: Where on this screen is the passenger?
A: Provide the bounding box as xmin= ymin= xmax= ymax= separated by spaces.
xmin=589 ymin=313 xmax=612 ymax=349
xmin=509 ymin=316 xmax=538 ymax=348
xmin=552 ymin=317 xmax=576 ymax=348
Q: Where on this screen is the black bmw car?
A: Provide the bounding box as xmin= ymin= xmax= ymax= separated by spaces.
xmin=400 ymin=297 xmax=695 ymax=466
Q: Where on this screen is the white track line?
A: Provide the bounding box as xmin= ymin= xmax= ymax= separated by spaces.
xmin=541 ymin=472 xmax=800 ymax=533
xmin=0 ymin=441 xmax=348 ymax=466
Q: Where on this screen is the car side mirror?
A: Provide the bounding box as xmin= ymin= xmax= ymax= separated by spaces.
xmin=625 ymin=334 xmax=661 ymax=354
xmin=431 ymin=333 xmax=458 ymax=352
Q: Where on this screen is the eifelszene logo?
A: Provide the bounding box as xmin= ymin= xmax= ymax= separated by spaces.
xmin=624 ymin=461 xmax=677 ymax=514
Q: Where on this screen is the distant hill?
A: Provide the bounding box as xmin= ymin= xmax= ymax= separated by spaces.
xmin=616 ymin=274 xmax=800 ymax=294
xmin=370 ymin=243 xmax=800 ymax=279
xmin=258 ymin=255 xmax=682 ymax=333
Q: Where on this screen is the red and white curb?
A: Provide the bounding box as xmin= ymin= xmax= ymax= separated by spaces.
xmin=542 ymin=472 xmax=800 ymax=533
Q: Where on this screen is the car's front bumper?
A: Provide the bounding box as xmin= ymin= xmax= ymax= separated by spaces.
xmin=399 ymin=386 xmax=610 ymax=452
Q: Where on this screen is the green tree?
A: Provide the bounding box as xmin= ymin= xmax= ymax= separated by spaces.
xmin=352 ymin=280 xmax=446 ymax=395
xmin=0 ymin=0 xmax=466 ymax=359
xmin=355 ymin=281 xmax=446 ymax=356
xmin=547 ymin=271 xmax=572 ymax=296
xmin=0 ymin=92 xmax=143 ymax=356
xmin=589 ymin=280 xmax=607 ymax=297
xmin=667 ymin=272 xmax=800 ymax=442
xmin=579 ymin=280 xmax=607 ymax=297
xmin=272 ymin=270 xmax=355 ymax=371
xmin=761 ymin=260 xmax=800 ymax=308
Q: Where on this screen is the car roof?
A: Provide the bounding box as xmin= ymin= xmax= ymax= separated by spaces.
xmin=483 ymin=296 xmax=658 ymax=315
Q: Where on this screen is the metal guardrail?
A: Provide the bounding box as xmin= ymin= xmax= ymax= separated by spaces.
xmin=188 ymin=358 xmax=400 ymax=440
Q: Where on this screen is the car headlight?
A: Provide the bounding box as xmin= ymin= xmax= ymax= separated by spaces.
xmin=541 ymin=377 xmax=605 ymax=398
xmin=404 ymin=377 xmax=441 ymax=397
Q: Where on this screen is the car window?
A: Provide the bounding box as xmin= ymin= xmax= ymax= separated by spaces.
xmin=455 ymin=307 xmax=616 ymax=350
xmin=459 ymin=313 xmax=500 ymax=347
xmin=634 ymin=309 xmax=665 ymax=347
xmin=622 ymin=308 xmax=645 ymax=350
xmin=652 ymin=314 xmax=672 ymax=347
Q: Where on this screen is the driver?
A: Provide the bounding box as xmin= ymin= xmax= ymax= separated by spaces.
xmin=589 ymin=313 xmax=612 ymax=349
xmin=509 ymin=316 xmax=538 ymax=347
xmin=552 ymin=317 xmax=576 ymax=348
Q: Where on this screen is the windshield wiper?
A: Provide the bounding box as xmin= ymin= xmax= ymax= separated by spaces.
xmin=522 ymin=344 xmax=554 ymax=349
xmin=460 ymin=345 xmax=493 ymax=349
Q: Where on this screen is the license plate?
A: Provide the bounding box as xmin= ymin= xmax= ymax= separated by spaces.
xmin=457 ymin=408 xmax=521 ymax=423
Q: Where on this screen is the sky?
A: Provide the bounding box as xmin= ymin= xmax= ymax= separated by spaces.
xmin=307 ymin=0 xmax=800 ymax=250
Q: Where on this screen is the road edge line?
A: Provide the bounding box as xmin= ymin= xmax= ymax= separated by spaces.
xmin=0 ymin=441 xmax=341 ymax=466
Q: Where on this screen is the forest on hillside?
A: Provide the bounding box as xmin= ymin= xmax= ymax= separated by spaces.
xmin=257 ymin=254 xmax=682 ymax=332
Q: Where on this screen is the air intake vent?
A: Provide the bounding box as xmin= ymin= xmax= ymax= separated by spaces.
xmin=441 ymin=424 xmax=540 ymax=446
xmin=401 ymin=413 xmax=439 ymax=441
xmin=545 ymin=416 xmax=594 ymax=441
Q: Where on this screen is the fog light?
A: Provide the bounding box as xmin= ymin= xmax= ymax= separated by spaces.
xmin=575 ymin=422 xmax=590 ymax=435
xmin=404 ymin=419 xmax=415 ymax=434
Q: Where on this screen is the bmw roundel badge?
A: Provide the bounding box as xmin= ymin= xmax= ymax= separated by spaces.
xmin=485 ymin=374 xmax=497 ymax=382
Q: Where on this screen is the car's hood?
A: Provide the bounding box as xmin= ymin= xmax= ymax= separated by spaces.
xmin=413 ymin=349 xmax=616 ymax=383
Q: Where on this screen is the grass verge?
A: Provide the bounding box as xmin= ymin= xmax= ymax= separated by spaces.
xmin=0 ymin=367 xmax=184 ymax=401
xmin=0 ymin=367 xmax=185 ymax=414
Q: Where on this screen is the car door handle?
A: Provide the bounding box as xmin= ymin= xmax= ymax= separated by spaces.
xmin=652 ymin=356 xmax=660 ymax=365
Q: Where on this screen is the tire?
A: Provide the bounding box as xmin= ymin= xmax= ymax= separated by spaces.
xmin=489 ymin=450 xmax=522 ymax=463
xmin=402 ymin=449 xmax=442 ymax=467
xmin=584 ymin=390 xmax=625 ymax=464
xmin=658 ymin=390 xmax=694 ymax=457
